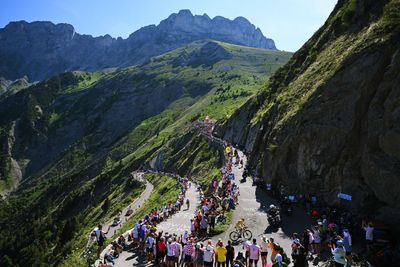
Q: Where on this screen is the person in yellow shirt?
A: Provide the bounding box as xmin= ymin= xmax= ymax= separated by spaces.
xmin=235 ymin=218 xmax=246 ymax=231
xmin=225 ymin=146 xmax=232 ymax=158
xmin=215 ymin=241 xmax=227 ymax=267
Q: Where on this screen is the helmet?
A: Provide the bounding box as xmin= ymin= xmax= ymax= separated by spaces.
xmin=336 ymin=240 xmax=344 ymax=247
xmin=269 ymin=204 xmax=276 ymax=209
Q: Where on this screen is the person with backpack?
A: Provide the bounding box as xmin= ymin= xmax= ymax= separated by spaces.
xmin=95 ymin=225 xmax=110 ymax=258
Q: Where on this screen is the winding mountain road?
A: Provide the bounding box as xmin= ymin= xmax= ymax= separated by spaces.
xmin=94 ymin=129 xmax=312 ymax=266
xmin=113 ymin=184 xmax=201 ymax=266
xmin=105 ymin=173 xmax=154 ymax=239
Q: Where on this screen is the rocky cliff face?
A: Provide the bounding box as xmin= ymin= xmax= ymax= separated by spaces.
xmin=0 ymin=10 xmax=276 ymax=81
xmin=219 ymin=0 xmax=400 ymax=226
xmin=0 ymin=76 xmax=29 ymax=99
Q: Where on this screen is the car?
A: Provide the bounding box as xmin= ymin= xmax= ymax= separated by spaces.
xmin=125 ymin=208 xmax=133 ymax=216
xmin=111 ymin=217 xmax=122 ymax=227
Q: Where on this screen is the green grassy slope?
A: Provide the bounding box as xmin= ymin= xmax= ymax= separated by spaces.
xmin=0 ymin=40 xmax=291 ymax=266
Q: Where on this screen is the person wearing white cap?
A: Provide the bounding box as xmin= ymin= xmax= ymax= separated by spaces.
xmin=272 ymin=254 xmax=287 ymax=267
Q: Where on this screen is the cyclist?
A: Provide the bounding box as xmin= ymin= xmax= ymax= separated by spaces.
xmin=235 ymin=218 xmax=246 ymax=231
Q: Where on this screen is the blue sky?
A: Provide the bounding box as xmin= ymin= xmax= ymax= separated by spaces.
xmin=0 ymin=0 xmax=337 ymax=52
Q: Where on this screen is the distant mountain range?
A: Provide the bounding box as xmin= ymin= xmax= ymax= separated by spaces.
xmin=0 ymin=9 xmax=277 ymax=81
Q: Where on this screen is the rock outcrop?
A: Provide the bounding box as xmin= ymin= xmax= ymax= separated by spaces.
xmin=0 ymin=10 xmax=276 ymax=81
xmin=0 ymin=76 xmax=29 ymax=98
xmin=219 ymin=0 xmax=400 ymax=228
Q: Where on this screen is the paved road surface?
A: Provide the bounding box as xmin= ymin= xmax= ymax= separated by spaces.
xmin=98 ymin=147 xmax=312 ymax=267
xmin=213 ymin=150 xmax=312 ymax=263
xmin=93 ymin=173 xmax=154 ymax=266
xmin=114 ymin=183 xmax=200 ymax=266
xmin=105 ymin=173 xmax=154 ymax=239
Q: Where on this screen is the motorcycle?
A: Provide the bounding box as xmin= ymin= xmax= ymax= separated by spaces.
xmin=267 ymin=212 xmax=281 ymax=226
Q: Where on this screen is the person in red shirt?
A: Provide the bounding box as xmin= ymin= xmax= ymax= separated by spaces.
xmin=158 ymin=237 xmax=167 ymax=265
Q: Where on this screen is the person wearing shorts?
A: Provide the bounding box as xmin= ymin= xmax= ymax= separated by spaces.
xmin=249 ymin=238 xmax=260 ymax=267
xmin=166 ymin=238 xmax=175 ymax=267
xmin=260 ymin=236 xmax=269 ymax=267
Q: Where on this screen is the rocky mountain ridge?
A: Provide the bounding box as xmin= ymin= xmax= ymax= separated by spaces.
xmin=218 ymin=0 xmax=400 ymax=229
xmin=0 ymin=10 xmax=276 ymax=81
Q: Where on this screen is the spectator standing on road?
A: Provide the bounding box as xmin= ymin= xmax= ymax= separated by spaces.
xmin=215 ymin=240 xmax=227 ymax=267
xmin=260 ymin=236 xmax=269 ymax=267
xmin=226 ymin=240 xmax=235 ymax=267
xmin=249 ymin=238 xmax=260 ymax=267
xmin=362 ymin=221 xmax=374 ymax=252
xmin=95 ymin=225 xmax=110 ymax=258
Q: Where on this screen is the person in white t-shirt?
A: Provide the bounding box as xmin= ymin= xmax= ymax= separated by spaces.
xmin=312 ymin=226 xmax=321 ymax=256
xmin=166 ymin=238 xmax=175 ymax=267
xmin=260 ymin=236 xmax=269 ymax=267
xmin=203 ymin=244 xmax=215 ymax=266
xmin=362 ymin=221 xmax=374 ymax=251
xmin=172 ymin=237 xmax=182 ymax=265
xmin=145 ymin=234 xmax=155 ymax=261
xmin=242 ymin=239 xmax=251 ymax=266
xmin=249 ymin=239 xmax=260 ymax=267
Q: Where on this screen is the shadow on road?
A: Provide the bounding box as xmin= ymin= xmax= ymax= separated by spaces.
xmin=124 ymin=244 xmax=148 ymax=266
xmin=255 ymin=185 xmax=312 ymax=237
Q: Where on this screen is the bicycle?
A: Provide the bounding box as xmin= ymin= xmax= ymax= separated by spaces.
xmin=229 ymin=226 xmax=252 ymax=241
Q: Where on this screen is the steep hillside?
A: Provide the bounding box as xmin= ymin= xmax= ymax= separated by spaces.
xmin=0 ymin=40 xmax=291 ymax=266
xmin=219 ymin=0 xmax=400 ymax=227
xmin=0 ymin=76 xmax=29 ymax=99
xmin=0 ymin=10 xmax=276 ymax=81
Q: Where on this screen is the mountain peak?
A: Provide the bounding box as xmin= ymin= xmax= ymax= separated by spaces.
xmin=0 ymin=11 xmax=277 ymax=80
xmin=177 ymin=9 xmax=193 ymax=17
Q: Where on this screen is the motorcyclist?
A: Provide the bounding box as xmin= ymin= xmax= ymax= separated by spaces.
xmin=268 ymin=204 xmax=279 ymax=216
xmin=267 ymin=204 xmax=281 ymax=225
